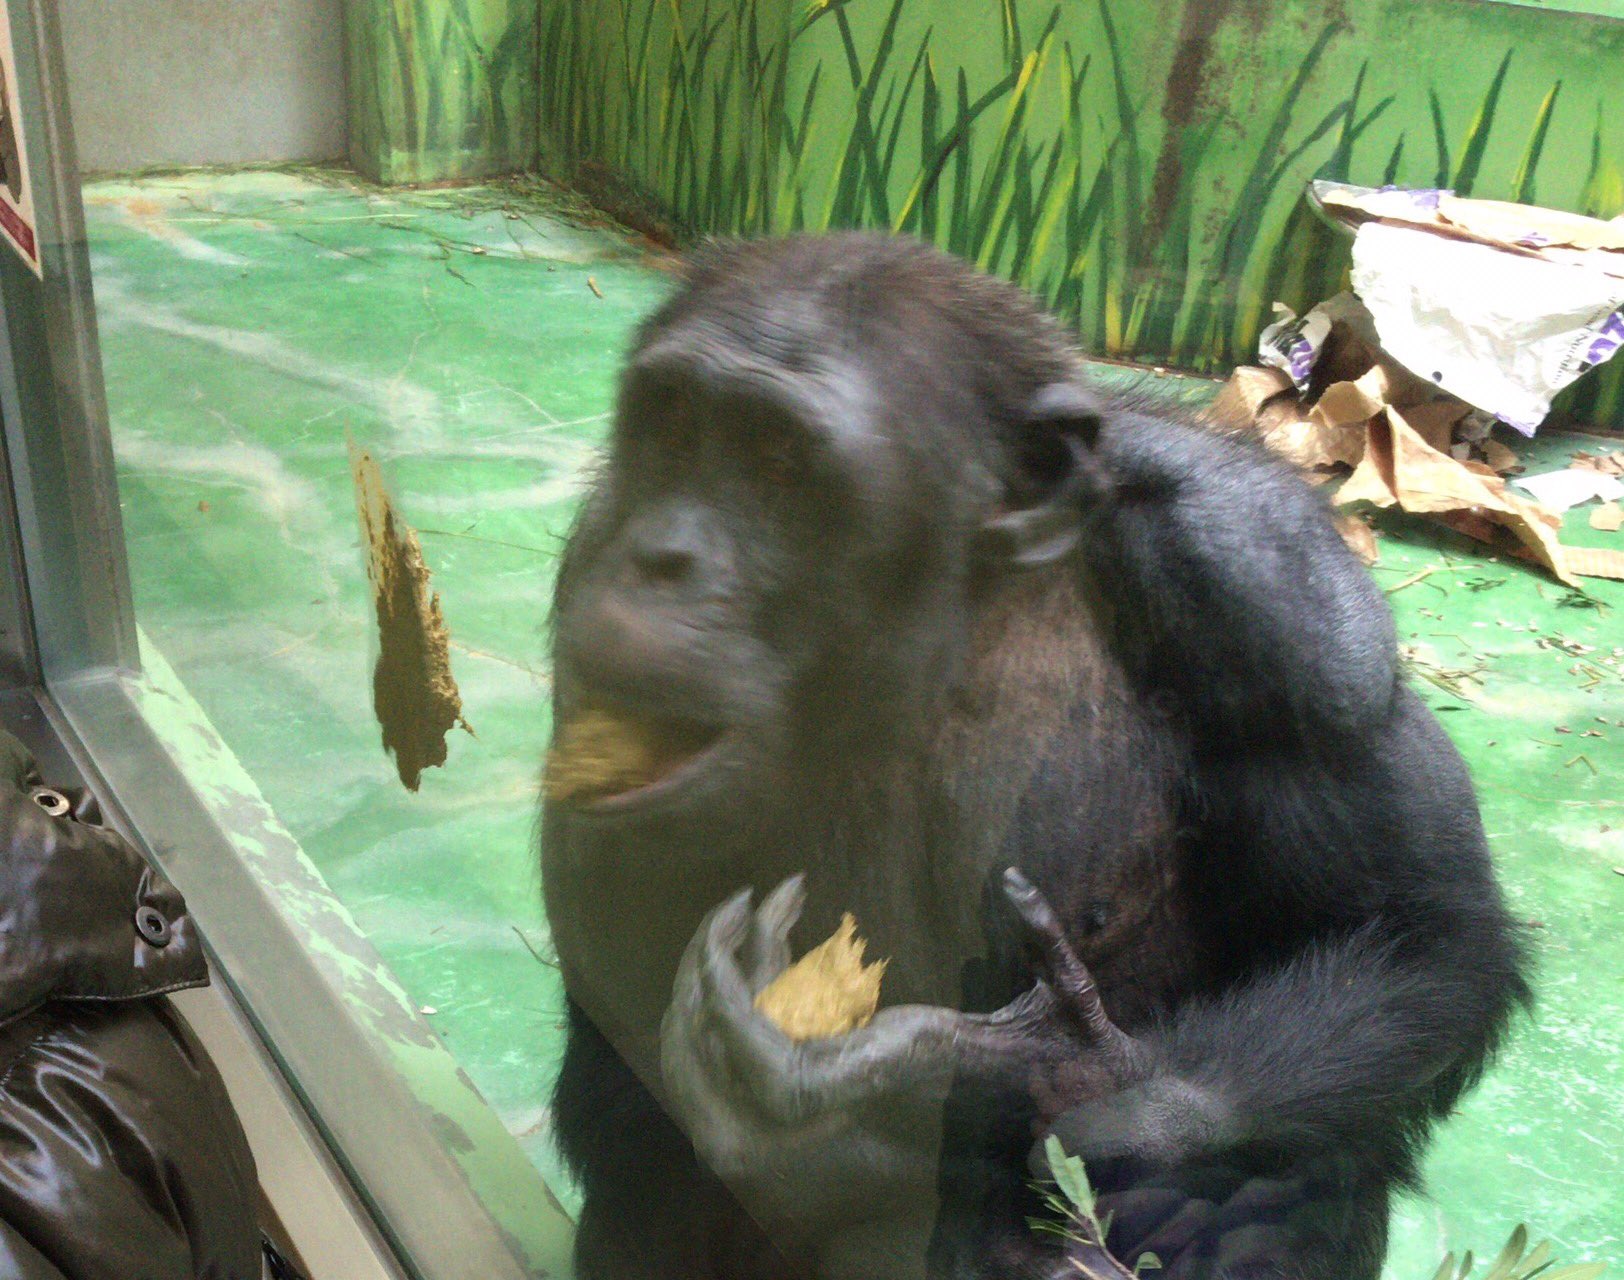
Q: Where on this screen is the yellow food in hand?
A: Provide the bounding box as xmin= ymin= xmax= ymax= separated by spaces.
xmin=755 ymin=914 xmax=887 ymax=1041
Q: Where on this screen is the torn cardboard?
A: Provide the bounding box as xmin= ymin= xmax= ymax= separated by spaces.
xmin=1592 ymin=503 xmax=1624 ymax=534
xmin=1436 ymin=196 xmax=1624 ymax=258
xmin=1217 ymin=296 xmax=1624 ymax=584
xmin=1223 ymin=296 xmax=1474 ymax=475
xmin=1338 ymin=407 xmax=1580 ymax=586
xmin=1313 ymin=182 xmax=1624 ymax=275
xmin=1334 ymin=513 xmax=1379 ymax=565
xmin=1481 ymin=439 xmax=1521 ymax=475
xmin=1204 ymin=350 xmax=1382 ymax=473
xmin=350 ymin=441 xmax=472 ymax=791
xmin=1226 ymin=366 xmax=1624 ymax=583
xmin=1572 ymin=450 xmax=1624 ymax=477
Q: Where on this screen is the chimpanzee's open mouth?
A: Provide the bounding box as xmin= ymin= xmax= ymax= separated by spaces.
xmin=545 ymin=705 xmax=730 ymax=812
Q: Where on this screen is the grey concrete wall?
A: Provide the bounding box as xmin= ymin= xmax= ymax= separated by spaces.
xmin=58 ymin=0 xmax=346 ymax=173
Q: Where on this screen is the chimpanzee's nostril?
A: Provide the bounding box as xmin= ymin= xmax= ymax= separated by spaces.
xmin=621 ymin=503 xmax=718 ymax=592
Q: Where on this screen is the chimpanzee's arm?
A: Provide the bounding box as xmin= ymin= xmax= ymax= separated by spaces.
xmin=1080 ymin=407 xmax=1400 ymax=747
xmin=1038 ymin=911 xmax=1515 ymax=1174
xmin=657 ymin=704 xmax=1526 ymax=1277
xmin=1025 ymin=687 xmax=1527 ymax=1179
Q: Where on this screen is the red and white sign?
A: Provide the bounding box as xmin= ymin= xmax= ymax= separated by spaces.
xmin=0 ymin=0 xmax=41 ymax=276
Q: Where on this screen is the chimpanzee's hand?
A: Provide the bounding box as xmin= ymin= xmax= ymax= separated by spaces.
xmin=658 ymin=871 xmax=1161 ymax=1266
xmin=1000 ymin=868 xmax=1149 ymax=1128
xmin=659 ymin=875 xmax=963 ymax=1257
xmin=1004 ymin=870 xmax=1226 ymax=1172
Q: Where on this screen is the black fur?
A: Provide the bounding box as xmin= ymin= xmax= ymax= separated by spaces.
xmin=542 ymin=233 xmax=1528 ymax=1280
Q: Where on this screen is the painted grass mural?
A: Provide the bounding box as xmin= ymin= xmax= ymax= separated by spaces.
xmin=537 ymin=0 xmax=789 ymax=236
xmin=535 ymin=0 xmax=1624 ymax=425
xmin=346 ymin=0 xmax=538 ymax=184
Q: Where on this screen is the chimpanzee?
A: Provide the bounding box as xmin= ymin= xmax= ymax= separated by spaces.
xmin=540 ymin=233 xmax=1527 ymax=1280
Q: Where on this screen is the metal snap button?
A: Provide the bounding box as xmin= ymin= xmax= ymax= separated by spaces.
xmin=135 ymin=905 xmax=173 ymax=947
xmin=30 ymin=787 xmax=71 ymax=818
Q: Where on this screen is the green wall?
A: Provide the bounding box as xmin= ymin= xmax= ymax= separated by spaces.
xmin=534 ymin=0 xmax=793 ymax=237
xmin=533 ymin=0 xmax=1624 ymax=427
xmin=345 ymin=0 xmax=537 ymax=184
xmin=1494 ymin=0 xmax=1624 ymax=17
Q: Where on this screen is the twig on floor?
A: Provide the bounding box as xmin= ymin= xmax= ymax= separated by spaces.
xmin=513 ymin=926 xmax=560 ymax=969
xmin=417 ymin=527 xmax=556 ymax=556
xmin=1384 ymin=565 xmax=1451 ymax=595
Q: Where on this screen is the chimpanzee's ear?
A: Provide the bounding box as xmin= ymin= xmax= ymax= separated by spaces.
xmin=1027 ymin=382 xmax=1104 ymax=453
xmin=975 ymin=383 xmax=1104 ymax=570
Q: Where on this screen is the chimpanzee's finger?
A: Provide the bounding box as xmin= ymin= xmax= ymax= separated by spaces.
xmin=1003 ymin=867 xmax=1117 ymax=1047
xmin=745 ymin=873 xmax=806 ymax=994
xmin=699 ymin=885 xmax=756 ymax=1009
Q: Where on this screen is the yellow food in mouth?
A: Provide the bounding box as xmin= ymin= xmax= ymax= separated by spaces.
xmin=544 ymin=709 xmax=662 ymax=803
xmin=755 ymin=914 xmax=888 ymax=1041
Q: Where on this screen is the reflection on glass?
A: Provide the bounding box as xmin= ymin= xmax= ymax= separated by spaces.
xmin=62 ymin=2 xmax=1624 ymax=1269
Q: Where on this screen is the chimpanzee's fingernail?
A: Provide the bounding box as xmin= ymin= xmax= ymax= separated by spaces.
xmin=712 ymin=888 xmax=754 ymax=940
xmin=1004 ymin=866 xmax=1036 ymax=897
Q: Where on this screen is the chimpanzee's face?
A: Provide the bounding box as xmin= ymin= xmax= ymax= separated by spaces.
xmin=549 ymin=327 xmax=961 ymax=822
xmin=546 ymin=235 xmax=1095 ymax=823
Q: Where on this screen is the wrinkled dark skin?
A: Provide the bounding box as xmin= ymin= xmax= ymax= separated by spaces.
xmin=541 ymin=234 xmax=1528 ymax=1280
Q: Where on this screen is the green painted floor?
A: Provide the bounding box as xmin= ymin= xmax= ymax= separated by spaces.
xmin=83 ymin=170 xmax=1622 ymax=1274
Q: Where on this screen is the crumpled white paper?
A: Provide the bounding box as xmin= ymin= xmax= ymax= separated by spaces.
xmin=1351 ymin=222 xmax=1624 ymax=435
xmin=1512 ymin=467 xmax=1624 ymax=512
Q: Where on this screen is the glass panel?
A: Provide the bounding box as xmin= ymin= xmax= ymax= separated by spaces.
xmin=82 ymin=167 xmax=654 ymax=1200
xmin=39 ymin=2 xmax=1624 ymax=1277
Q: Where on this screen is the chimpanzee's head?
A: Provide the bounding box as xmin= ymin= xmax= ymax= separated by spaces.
xmin=548 ymin=233 xmax=1102 ymax=820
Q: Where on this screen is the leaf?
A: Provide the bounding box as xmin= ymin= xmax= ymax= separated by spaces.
xmin=1429 ymin=89 xmax=1452 ymax=190
xmin=1484 ymin=1225 xmax=1529 ymax=1280
xmin=1000 ymin=0 xmax=1022 ymax=62
xmin=1517 ymin=1241 xmax=1554 ymax=1278
xmin=881 ymin=30 xmax=932 ymax=177
xmin=1383 ymin=134 xmax=1408 ymax=187
xmin=915 ymin=55 xmax=938 ymax=237
xmin=889 ymin=65 xmax=1017 ymax=235
xmin=1044 ymin=1134 xmax=1096 ymax=1218
xmin=831 ymin=0 xmax=909 ymax=225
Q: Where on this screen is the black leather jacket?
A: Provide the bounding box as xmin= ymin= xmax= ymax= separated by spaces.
xmin=0 ymin=732 xmax=261 ymax=1279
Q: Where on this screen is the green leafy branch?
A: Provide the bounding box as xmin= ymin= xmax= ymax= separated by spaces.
xmin=1030 ymin=1134 xmax=1158 ymax=1279
xmin=1428 ymin=1225 xmax=1605 ymax=1280
xmin=1033 ymin=1135 xmax=1605 ymax=1280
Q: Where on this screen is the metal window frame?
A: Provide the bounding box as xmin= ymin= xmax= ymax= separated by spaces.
xmin=0 ymin=3 xmax=575 ymax=1276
